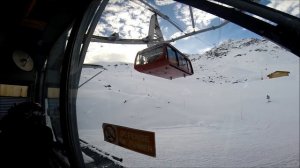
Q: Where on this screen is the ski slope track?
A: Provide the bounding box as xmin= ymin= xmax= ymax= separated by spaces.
xmin=77 ymin=38 xmax=299 ymax=167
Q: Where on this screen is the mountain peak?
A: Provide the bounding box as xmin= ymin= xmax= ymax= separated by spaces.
xmin=193 ymin=38 xmax=285 ymax=60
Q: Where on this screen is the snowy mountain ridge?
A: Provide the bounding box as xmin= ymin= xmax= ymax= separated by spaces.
xmin=190 ymin=38 xmax=283 ymax=60
xmin=187 ymin=38 xmax=297 ymax=84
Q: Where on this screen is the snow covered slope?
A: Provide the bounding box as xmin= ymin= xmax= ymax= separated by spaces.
xmin=77 ymin=38 xmax=299 ymax=167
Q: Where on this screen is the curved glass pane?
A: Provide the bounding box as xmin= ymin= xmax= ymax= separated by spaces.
xmin=77 ymin=1 xmax=299 ymax=167
xmin=138 ymin=46 xmax=164 ymax=65
xmin=167 ymin=47 xmax=178 ymax=66
xmin=177 ymin=52 xmax=188 ymax=72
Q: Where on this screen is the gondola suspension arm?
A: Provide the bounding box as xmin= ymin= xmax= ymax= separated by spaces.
xmin=90 ymin=0 xmax=229 ymax=45
xmin=90 ymin=20 xmax=229 ymax=44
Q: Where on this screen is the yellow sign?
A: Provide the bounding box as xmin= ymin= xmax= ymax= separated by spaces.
xmin=102 ymin=123 xmax=156 ymax=157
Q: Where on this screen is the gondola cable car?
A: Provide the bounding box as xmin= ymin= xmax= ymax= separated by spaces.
xmin=134 ymin=43 xmax=193 ymax=80
xmin=133 ymin=13 xmax=193 ymax=80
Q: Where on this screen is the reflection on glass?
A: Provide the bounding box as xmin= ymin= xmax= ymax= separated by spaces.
xmin=77 ymin=1 xmax=299 ymax=167
xmin=167 ymin=47 xmax=178 ymax=66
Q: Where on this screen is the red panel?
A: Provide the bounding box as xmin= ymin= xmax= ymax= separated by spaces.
xmin=135 ymin=63 xmax=192 ymax=80
xmin=134 ymin=43 xmax=193 ymax=80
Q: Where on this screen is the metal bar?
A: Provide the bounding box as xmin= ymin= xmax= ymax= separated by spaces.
xmin=91 ymin=21 xmax=229 ymax=44
xmin=166 ymin=21 xmax=229 ymax=43
xmin=79 ymin=0 xmax=109 ymax=66
xmin=213 ymin=0 xmax=300 ymax=30
xmin=82 ymin=64 xmax=105 ymax=69
xmin=189 ymin=6 xmax=195 ymax=29
xmin=78 ymin=70 xmax=104 ymax=88
xmin=60 ymin=0 xmax=105 ymax=167
xmin=91 ymin=35 xmax=159 ymax=44
xmin=137 ymin=0 xmax=184 ymax=32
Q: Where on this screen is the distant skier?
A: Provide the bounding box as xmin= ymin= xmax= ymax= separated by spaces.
xmin=266 ymin=94 xmax=271 ymax=103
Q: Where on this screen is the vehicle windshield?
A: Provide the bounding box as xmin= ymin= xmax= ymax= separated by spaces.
xmin=77 ymin=1 xmax=299 ymax=167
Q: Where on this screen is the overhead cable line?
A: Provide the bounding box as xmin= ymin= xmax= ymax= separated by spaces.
xmin=130 ymin=0 xmax=184 ymax=32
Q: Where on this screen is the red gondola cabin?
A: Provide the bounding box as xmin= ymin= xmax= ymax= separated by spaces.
xmin=134 ymin=43 xmax=193 ymax=79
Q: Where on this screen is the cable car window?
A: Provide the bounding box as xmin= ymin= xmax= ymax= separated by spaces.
xmin=0 ymin=84 xmax=29 ymax=119
xmin=177 ymin=53 xmax=188 ymax=72
xmin=76 ymin=0 xmax=299 ymax=167
xmin=137 ymin=46 xmax=163 ymax=65
xmin=187 ymin=60 xmax=192 ymax=74
xmin=167 ymin=46 xmax=178 ymax=65
xmin=1 ymin=0 xmax=299 ymax=167
xmin=135 ymin=54 xmax=144 ymax=65
xmin=0 ymin=84 xmax=28 ymax=97
xmin=148 ymin=47 xmax=163 ymax=64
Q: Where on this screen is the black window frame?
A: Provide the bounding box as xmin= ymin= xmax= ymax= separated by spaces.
xmin=167 ymin=46 xmax=179 ymax=66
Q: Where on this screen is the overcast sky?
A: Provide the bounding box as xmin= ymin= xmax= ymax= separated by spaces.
xmin=85 ymin=0 xmax=300 ymax=64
